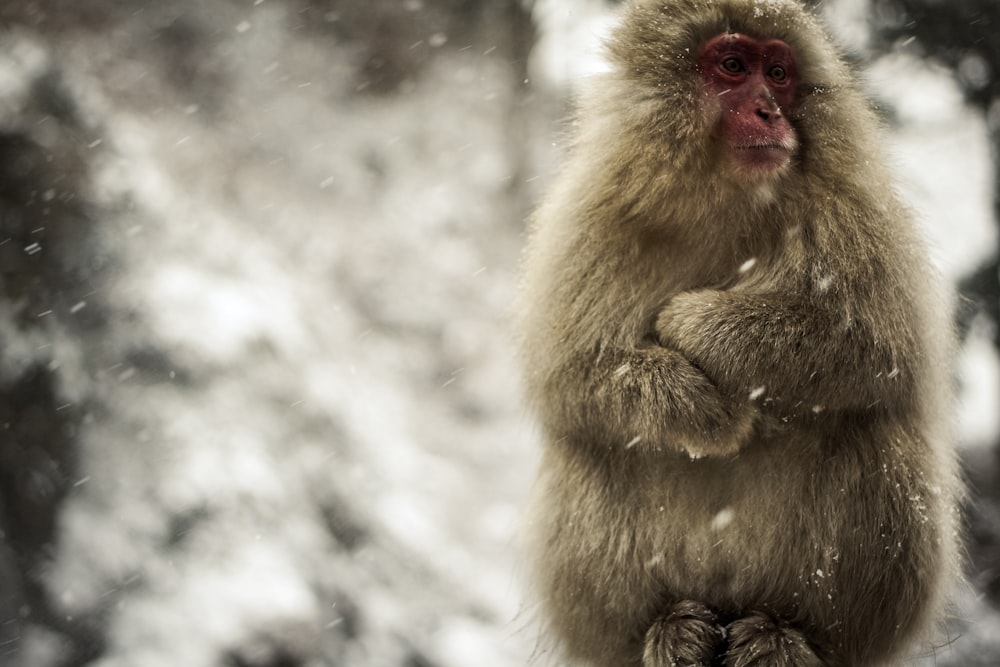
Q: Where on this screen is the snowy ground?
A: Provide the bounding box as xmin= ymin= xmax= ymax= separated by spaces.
xmin=0 ymin=1 xmax=997 ymax=666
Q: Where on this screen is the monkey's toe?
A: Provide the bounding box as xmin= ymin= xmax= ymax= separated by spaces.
xmin=723 ymin=612 xmax=822 ymax=667
xmin=643 ymin=600 xmax=724 ymax=667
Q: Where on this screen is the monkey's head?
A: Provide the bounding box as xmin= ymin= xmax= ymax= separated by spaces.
xmin=697 ymin=33 xmax=798 ymax=180
xmin=606 ymin=0 xmax=850 ymax=193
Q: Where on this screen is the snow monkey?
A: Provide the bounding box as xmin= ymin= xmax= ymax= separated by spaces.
xmin=515 ymin=0 xmax=962 ymax=665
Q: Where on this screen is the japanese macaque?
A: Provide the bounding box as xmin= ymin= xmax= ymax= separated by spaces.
xmin=515 ymin=1 xmax=962 ymax=666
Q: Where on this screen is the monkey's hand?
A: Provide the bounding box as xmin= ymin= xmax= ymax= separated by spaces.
xmin=655 ymin=288 xmax=911 ymax=413
xmin=656 ymin=288 xmax=794 ymax=407
xmin=607 ymin=346 xmax=757 ymax=459
xmin=655 ymin=290 xmax=728 ymax=357
xmin=669 ymin=379 xmax=756 ymax=460
xmin=546 ymin=342 xmax=756 ymax=459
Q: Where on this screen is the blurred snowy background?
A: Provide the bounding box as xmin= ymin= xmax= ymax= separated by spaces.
xmin=0 ymin=0 xmax=997 ymax=665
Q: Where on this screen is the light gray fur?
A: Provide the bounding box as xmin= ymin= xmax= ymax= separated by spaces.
xmin=515 ymin=1 xmax=963 ymax=665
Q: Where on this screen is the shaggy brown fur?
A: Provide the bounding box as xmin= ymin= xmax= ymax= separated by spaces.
xmin=515 ymin=1 xmax=962 ymax=665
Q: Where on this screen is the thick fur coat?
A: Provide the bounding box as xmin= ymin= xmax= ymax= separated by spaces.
xmin=515 ymin=1 xmax=962 ymax=665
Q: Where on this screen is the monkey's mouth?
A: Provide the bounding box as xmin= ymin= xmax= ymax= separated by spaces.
xmin=730 ymin=143 xmax=794 ymax=175
xmin=734 ymin=144 xmax=789 ymax=152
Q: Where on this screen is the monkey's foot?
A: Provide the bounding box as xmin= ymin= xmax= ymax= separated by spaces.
xmin=643 ymin=600 xmax=724 ymax=667
xmin=723 ymin=612 xmax=822 ymax=667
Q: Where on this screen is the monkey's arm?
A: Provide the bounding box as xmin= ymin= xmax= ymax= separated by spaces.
xmin=655 ymin=289 xmax=915 ymax=414
xmin=534 ymin=344 xmax=755 ymax=458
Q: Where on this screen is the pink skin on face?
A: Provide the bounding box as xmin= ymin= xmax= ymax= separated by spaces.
xmin=698 ymin=34 xmax=798 ymax=176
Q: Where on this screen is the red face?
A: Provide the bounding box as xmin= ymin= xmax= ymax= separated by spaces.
xmin=698 ymin=34 xmax=798 ymax=178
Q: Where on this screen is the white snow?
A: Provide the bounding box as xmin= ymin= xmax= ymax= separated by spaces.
xmin=530 ymin=0 xmax=619 ymax=89
xmin=958 ymin=316 xmax=1000 ymax=450
xmin=869 ymin=54 xmax=997 ymax=280
xmin=711 ymin=508 xmax=736 ymax=531
xmin=3 ymin=2 xmax=995 ymax=666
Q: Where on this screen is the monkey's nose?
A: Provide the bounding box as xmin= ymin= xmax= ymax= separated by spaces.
xmin=756 ymin=101 xmax=782 ymax=122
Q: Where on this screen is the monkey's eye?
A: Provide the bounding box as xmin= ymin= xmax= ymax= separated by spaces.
xmin=768 ymin=65 xmax=788 ymax=82
xmin=721 ymin=57 xmax=745 ymax=74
